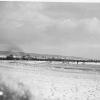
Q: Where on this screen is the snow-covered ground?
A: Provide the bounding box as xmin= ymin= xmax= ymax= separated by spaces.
xmin=0 ymin=61 xmax=100 ymax=100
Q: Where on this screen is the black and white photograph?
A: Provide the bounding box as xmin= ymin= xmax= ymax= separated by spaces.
xmin=0 ymin=1 xmax=100 ymax=100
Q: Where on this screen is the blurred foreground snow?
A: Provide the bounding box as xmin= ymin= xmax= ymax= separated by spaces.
xmin=0 ymin=61 xmax=100 ymax=100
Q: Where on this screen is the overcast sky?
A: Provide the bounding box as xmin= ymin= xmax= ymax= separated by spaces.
xmin=0 ymin=2 xmax=100 ymax=58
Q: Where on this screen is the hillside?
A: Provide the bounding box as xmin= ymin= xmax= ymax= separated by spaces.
xmin=0 ymin=51 xmax=94 ymax=61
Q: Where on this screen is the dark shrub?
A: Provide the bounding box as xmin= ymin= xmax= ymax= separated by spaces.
xmin=0 ymin=82 xmax=32 ymax=100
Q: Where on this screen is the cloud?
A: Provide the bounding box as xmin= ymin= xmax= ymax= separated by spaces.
xmin=0 ymin=2 xmax=53 ymax=44
xmin=44 ymin=3 xmax=100 ymax=19
xmin=0 ymin=2 xmax=100 ymax=58
xmin=44 ymin=17 xmax=100 ymax=46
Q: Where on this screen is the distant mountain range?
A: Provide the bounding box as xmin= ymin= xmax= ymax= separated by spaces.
xmin=0 ymin=51 xmax=25 ymax=56
xmin=0 ymin=50 xmax=95 ymax=61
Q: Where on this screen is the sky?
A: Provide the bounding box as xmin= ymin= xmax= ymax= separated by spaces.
xmin=0 ymin=2 xmax=100 ymax=58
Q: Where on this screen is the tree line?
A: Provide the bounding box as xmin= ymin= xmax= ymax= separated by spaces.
xmin=0 ymin=54 xmax=100 ymax=63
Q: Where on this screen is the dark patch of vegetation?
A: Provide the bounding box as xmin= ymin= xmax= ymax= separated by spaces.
xmin=6 ymin=54 xmax=14 ymax=60
xmin=0 ymin=82 xmax=32 ymax=100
